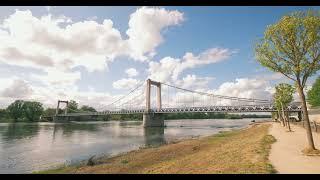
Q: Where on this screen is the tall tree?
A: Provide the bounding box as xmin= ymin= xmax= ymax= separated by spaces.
xmin=23 ymin=101 xmax=44 ymax=122
xmin=6 ymin=100 xmax=25 ymax=121
xmin=80 ymin=105 xmax=97 ymax=112
xmin=43 ymin=108 xmax=58 ymax=117
xmin=307 ymin=76 xmax=320 ymax=107
xmin=67 ymin=100 xmax=78 ymax=113
xmin=274 ymin=83 xmax=295 ymax=131
xmin=273 ymin=93 xmax=286 ymax=127
xmin=255 ymin=10 xmax=320 ymax=150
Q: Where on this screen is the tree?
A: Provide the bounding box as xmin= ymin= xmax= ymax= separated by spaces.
xmin=307 ymin=76 xmax=320 ymax=107
xmin=67 ymin=100 xmax=78 ymax=113
xmin=274 ymin=83 xmax=295 ymax=131
xmin=0 ymin=109 xmax=11 ymax=122
xmin=43 ymin=108 xmax=58 ymax=117
xmin=273 ymin=92 xmax=286 ymax=127
xmin=6 ymin=100 xmax=25 ymax=121
xmin=22 ymin=101 xmax=44 ymax=121
xmin=255 ymin=10 xmax=320 ymax=151
xmin=80 ymin=105 xmax=97 ymax=112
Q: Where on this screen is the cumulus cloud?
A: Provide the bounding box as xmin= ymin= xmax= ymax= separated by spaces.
xmin=0 ymin=7 xmax=184 ymax=84
xmin=112 ymin=78 xmax=141 ymax=90
xmin=148 ymin=48 xmax=234 ymax=83
xmin=125 ymin=68 xmax=139 ymax=77
xmin=0 ymin=7 xmax=187 ymax=108
xmin=126 ymin=6 xmax=184 ymax=61
xmin=1 ymin=79 xmax=33 ymax=98
xmin=31 ymin=68 xmax=81 ymax=86
xmin=175 ymin=74 xmax=214 ymax=90
xmin=209 ymin=78 xmax=273 ymax=106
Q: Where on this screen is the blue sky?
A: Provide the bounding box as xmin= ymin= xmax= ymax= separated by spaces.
xmin=0 ymin=6 xmax=319 ymax=108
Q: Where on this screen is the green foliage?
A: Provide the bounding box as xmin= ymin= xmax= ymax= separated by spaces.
xmin=0 ymin=109 xmax=13 ymax=122
xmin=255 ymin=10 xmax=320 ymax=88
xmin=67 ymin=100 xmax=78 ymax=113
xmin=22 ymin=101 xmax=44 ymax=121
xmin=256 ymin=10 xmax=320 ymax=149
xmin=43 ymin=108 xmax=57 ymax=117
xmin=80 ymin=105 xmax=97 ymax=112
xmin=6 ymin=100 xmax=44 ymax=122
xmin=6 ymin=100 xmax=25 ymax=121
xmin=307 ymin=76 xmax=320 ymax=107
xmin=273 ymin=83 xmax=295 ymax=111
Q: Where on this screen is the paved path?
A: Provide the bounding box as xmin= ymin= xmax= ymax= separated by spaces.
xmin=269 ymin=122 xmax=320 ymax=174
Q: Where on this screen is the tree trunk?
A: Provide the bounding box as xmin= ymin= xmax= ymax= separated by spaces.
xmin=281 ymin=102 xmax=290 ymax=131
xmin=286 ymin=111 xmax=292 ymax=132
xmin=296 ymin=82 xmax=316 ymax=150
xmin=278 ymin=110 xmax=285 ymax=126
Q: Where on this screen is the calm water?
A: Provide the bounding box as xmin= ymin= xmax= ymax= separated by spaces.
xmin=0 ymin=118 xmax=269 ymax=173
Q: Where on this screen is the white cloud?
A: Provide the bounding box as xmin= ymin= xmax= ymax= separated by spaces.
xmin=126 ymin=6 xmax=184 ymax=61
xmin=1 ymin=79 xmax=33 ymax=98
xmin=148 ymin=48 xmax=235 ymax=83
xmin=31 ymin=68 xmax=81 ymax=86
xmin=125 ymin=68 xmax=139 ymax=77
xmin=0 ymin=7 xmax=184 ymax=87
xmin=175 ymin=74 xmax=214 ymax=90
xmin=211 ymin=78 xmax=273 ymax=105
xmin=112 ymin=78 xmax=141 ymax=90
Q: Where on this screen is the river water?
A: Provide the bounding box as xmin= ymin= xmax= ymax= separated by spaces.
xmin=0 ymin=118 xmax=269 ymax=173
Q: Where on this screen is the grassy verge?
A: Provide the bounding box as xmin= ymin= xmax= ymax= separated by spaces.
xmin=36 ymin=123 xmax=276 ymax=174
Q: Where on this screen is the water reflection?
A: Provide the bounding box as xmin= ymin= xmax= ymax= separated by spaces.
xmin=143 ymin=127 xmax=165 ymax=147
xmin=1 ymin=123 xmax=40 ymax=141
xmin=52 ymin=123 xmax=100 ymax=138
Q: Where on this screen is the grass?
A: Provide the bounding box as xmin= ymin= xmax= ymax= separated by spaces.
xmin=37 ymin=123 xmax=276 ymax=174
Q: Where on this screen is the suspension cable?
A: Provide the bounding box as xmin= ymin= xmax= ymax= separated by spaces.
xmin=160 ymin=82 xmax=271 ymax=103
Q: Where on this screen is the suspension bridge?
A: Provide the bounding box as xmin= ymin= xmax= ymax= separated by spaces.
xmin=53 ymin=79 xmax=303 ymax=127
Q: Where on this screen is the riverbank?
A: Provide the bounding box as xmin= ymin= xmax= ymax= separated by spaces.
xmin=37 ymin=122 xmax=276 ymax=174
xmin=269 ymin=122 xmax=320 ymax=174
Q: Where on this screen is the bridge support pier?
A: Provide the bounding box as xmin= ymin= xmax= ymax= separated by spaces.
xmin=143 ymin=113 xmax=164 ymax=127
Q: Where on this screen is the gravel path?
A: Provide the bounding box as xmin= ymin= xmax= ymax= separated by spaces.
xmin=269 ymin=122 xmax=320 ymax=174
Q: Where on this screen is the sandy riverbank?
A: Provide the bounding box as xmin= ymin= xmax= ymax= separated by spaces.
xmin=269 ymin=122 xmax=320 ymax=174
xmin=37 ymin=122 xmax=276 ymax=174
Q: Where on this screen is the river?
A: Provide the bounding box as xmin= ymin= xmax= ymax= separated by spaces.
xmin=0 ymin=118 xmax=269 ymax=173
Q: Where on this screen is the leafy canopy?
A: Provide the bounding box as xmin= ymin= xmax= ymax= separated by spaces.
xmin=23 ymin=101 xmax=44 ymax=121
xmin=6 ymin=100 xmax=25 ymax=121
xmin=67 ymin=100 xmax=78 ymax=112
xmin=80 ymin=105 xmax=97 ymax=112
xmin=307 ymin=76 xmax=320 ymax=107
xmin=6 ymin=100 xmax=44 ymax=121
xmin=273 ymin=83 xmax=295 ymax=110
xmin=256 ymin=10 xmax=320 ymax=88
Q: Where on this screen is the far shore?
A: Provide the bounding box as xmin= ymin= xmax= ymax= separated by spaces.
xmin=36 ymin=121 xmax=276 ymax=174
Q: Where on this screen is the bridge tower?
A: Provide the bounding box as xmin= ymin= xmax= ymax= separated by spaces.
xmin=143 ymin=79 xmax=164 ymax=127
xmin=53 ymin=100 xmax=69 ymax=122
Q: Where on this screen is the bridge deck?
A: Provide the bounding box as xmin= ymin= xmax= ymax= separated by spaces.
xmin=56 ymin=105 xmax=302 ymax=117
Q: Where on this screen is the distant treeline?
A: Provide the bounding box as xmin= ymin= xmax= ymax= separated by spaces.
xmin=0 ymin=99 xmax=98 ymax=122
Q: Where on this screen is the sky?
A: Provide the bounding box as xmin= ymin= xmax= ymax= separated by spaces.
xmin=0 ymin=6 xmax=319 ymax=110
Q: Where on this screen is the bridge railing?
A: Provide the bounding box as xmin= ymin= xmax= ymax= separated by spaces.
xmin=56 ymin=103 xmax=302 ymax=117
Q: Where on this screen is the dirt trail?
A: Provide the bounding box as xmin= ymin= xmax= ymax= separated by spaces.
xmin=269 ymin=122 xmax=320 ymax=174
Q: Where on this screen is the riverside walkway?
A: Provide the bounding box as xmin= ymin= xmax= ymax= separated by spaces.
xmin=269 ymin=122 xmax=320 ymax=174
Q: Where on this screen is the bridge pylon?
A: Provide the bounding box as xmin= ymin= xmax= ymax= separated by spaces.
xmin=53 ymin=100 xmax=70 ymax=122
xmin=143 ymin=79 xmax=164 ymax=127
